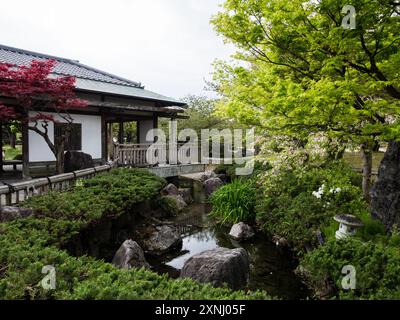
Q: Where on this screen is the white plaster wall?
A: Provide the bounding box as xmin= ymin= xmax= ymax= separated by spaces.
xmin=138 ymin=120 xmax=155 ymax=144
xmin=28 ymin=111 xmax=102 ymax=162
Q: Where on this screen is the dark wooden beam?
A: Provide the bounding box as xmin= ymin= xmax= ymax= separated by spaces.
xmin=118 ymin=122 xmax=124 ymax=144
xmin=103 ymin=113 xmax=188 ymax=122
xmin=88 ymin=101 xmax=185 ymax=113
xmin=101 ymin=113 xmax=107 ymax=162
xmin=107 ymin=122 xmax=114 ymax=160
xmin=136 ymin=121 xmax=140 ymax=144
xmin=153 ymin=114 xmax=158 ymax=130
xmin=103 ymin=115 xmax=154 ymax=123
xmin=22 ymin=120 xmax=30 ymax=178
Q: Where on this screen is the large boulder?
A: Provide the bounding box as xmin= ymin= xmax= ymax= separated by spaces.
xmin=371 ymin=141 xmax=400 ymax=231
xmin=199 ymin=171 xmax=217 ymax=182
xmin=64 ymin=151 xmax=94 ymax=172
xmin=142 ymin=225 xmax=182 ymax=255
xmin=0 ymin=206 xmax=34 ymax=222
xmin=159 ymin=195 xmax=187 ymax=216
xmin=112 ymin=240 xmax=150 ymax=269
xmin=204 ymin=177 xmax=224 ymax=197
xmin=185 ymin=171 xmax=216 ymax=183
xmin=178 ymin=188 xmax=193 ymax=204
xmin=229 ymin=222 xmax=255 ymax=241
xmin=180 ymin=247 xmax=249 ymax=290
xmin=161 ymin=183 xmax=180 ymax=196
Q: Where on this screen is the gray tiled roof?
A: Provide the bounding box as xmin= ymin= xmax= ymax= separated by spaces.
xmin=0 ymin=44 xmax=185 ymax=106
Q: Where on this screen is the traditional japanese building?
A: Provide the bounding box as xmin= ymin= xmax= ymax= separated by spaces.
xmin=0 ymin=44 xmax=188 ymax=177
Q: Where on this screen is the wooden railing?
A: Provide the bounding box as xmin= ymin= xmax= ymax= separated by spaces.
xmin=114 ymin=143 xmax=153 ymax=167
xmin=114 ymin=143 xmax=199 ymax=167
xmin=0 ymin=164 xmax=112 ymax=206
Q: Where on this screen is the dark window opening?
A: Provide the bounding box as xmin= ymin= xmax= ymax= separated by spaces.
xmin=54 ymin=123 xmax=82 ymax=151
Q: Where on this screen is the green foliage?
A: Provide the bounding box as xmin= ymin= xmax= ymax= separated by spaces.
xmin=2 ymin=144 xmax=22 ymax=160
xmin=323 ymin=210 xmax=386 ymax=244
xmin=301 ymin=237 xmax=400 ymax=299
xmin=214 ymin=159 xmax=272 ymax=182
xmin=208 ymin=0 xmax=400 ymax=299
xmin=177 ymin=95 xmax=237 ymax=135
xmin=357 ymin=211 xmax=386 ymax=242
xmin=158 ymin=196 xmax=181 ymax=217
xmin=256 ymin=161 xmax=368 ymax=251
xmin=23 ymin=168 xmax=166 ymax=243
xmin=0 ymin=225 xmax=268 ymax=300
xmin=210 ymin=179 xmax=257 ymax=224
xmin=214 ymin=164 xmax=238 ymax=181
xmin=0 ymin=168 xmax=270 ymax=300
xmin=211 ymin=0 xmax=400 ymax=151
xmin=112 ymin=122 xmax=137 ymax=143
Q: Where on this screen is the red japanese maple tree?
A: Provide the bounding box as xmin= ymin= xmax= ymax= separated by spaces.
xmin=0 ymin=60 xmax=87 ymax=173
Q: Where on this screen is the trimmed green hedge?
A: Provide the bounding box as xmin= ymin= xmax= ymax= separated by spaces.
xmin=0 ymin=224 xmax=267 ymax=300
xmin=301 ymin=237 xmax=400 ymax=299
xmin=0 ymin=168 xmax=269 ymax=300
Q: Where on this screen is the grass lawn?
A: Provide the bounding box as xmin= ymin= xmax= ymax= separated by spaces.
xmin=263 ymin=151 xmax=384 ymax=174
xmin=343 ymin=151 xmax=384 ymax=173
xmin=2 ymin=145 xmax=22 ymax=160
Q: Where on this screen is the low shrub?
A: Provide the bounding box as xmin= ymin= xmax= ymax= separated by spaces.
xmin=256 ymin=161 xmax=369 ymax=251
xmin=0 ymin=224 xmax=269 ymax=300
xmin=300 ymin=237 xmax=400 ymax=299
xmin=0 ymin=168 xmax=270 ymax=300
xmin=210 ymin=179 xmax=257 ymax=224
xmin=23 ymin=168 xmax=167 ymax=243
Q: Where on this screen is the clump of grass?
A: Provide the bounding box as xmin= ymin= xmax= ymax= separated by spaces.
xmin=210 ymin=179 xmax=256 ymax=224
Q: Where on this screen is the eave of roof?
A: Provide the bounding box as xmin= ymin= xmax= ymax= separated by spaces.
xmin=75 ymin=78 xmax=186 ymax=107
xmin=0 ymin=44 xmax=187 ymax=108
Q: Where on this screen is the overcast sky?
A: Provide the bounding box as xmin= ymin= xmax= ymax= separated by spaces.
xmin=0 ymin=0 xmax=235 ymax=99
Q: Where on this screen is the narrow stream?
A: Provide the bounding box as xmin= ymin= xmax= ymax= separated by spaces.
xmin=148 ymin=202 xmax=310 ymax=300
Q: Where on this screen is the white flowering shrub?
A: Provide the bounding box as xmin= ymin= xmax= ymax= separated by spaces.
xmin=256 ymin=160 xmax=367 ymax=251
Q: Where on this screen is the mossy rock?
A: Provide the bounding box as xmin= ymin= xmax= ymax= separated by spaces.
xmin=158 ymin=195 xmax=187 ymax=216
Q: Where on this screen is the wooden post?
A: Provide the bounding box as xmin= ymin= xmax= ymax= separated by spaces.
xmin=22 ymin=120 xmax=30 ymax=178
xmin=136 ymin=121 xmax=140 ymax=144
xmin=153 ymin=114 xmax=158 ymax=130
xmin=108 ymin=122 xmax=114 ymax=160
xmin=101 ymin=113 xmax=107 ymax=162
xmin=0 ymin=122 xmax=3 ymax=172
xmin=118 ymin=122 xmax=124 ymax=144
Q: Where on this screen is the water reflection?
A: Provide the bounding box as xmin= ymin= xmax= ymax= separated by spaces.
xmin=153 ymin=203 xmax=310 ymax=300
xmin=166 ymin=229 xmax=219 ymax=269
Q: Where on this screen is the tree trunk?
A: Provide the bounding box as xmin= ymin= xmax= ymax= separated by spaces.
xmin=9 ymin=132 xmax=16 ymax=149
xmin=361 ymin=143 xmax=373 ymax=203
xmin=371 ymin=141 xmax=400 ymax=231
xmin=55 ymin=145 xmax=65 ymax=174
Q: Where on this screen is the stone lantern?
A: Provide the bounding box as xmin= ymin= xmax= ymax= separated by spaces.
xmin=334 ymin=214 xmax=364 ymax=240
